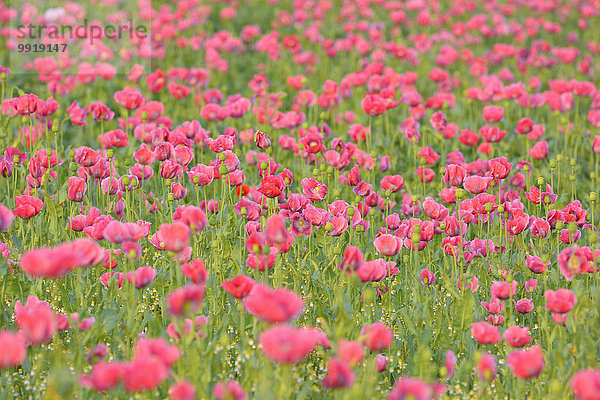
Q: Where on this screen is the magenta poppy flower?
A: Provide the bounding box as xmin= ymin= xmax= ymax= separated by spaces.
xmin=373 ymin=234 xmax=401 ymax=257
xmin=244 ymin=284 xmax=303 ymax=323
xmin=545 ymin=288 xmax=577 ymax=314
xmin=213 ymin=380 xmax=246 ymax=400
xmin=529 ymin=140 xmax=549 ymax=159
xmin=570 ymin=369 xmax=600 ymax=400
xmin=301 ymin=178 xmax=327 ymax=201
xmin=507 ymin=345 xmax=545 ymax=379
xmin=0 ymin=331 xmax=27 ymax=369
xmin=482 ymin=105 xmax=504 ymax=123
xmin=471 ymin=321 xmax=501 ymax=345
xmin=463 ymin=175 xmax=492 ymax=194
xmin=13 ymin=195 xmax=43 ymax=220
xmin=503 ymin=325 xmax=532 ymax=348
xmin=360 ymin=322 xmax=392 ymax=351
xmin=322 ymin=357 xmax=355 ymax=389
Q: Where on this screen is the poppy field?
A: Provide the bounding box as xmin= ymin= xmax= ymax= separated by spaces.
xmin=1 ymin=0 xmax=600 ymax=398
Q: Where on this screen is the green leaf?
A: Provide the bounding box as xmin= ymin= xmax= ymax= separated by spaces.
xmin=45 ymin=195 xmax=64 ymax=218
xmin=56 ymin=179 xmax=69 ymax=205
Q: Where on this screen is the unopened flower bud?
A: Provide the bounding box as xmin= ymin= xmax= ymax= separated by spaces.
xmin=568 ymin=222 xmax=577 ymax=234
xmin=440 ymin=367 xmax=448 ymax=379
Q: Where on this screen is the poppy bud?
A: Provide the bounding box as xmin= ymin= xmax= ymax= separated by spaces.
xmin=440 ymin=366 xmax=448 ymax=378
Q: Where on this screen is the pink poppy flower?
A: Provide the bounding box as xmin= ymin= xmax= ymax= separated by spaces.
xmin=244 ymin=284 xmax=303 ymax=323
xmin=259 ymin=325 xmax=320 ymax=364
xmin=507 ymin=345 xmax=545 ymax=379
xmin=471 ymin=321 xmax=501 ymax=345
